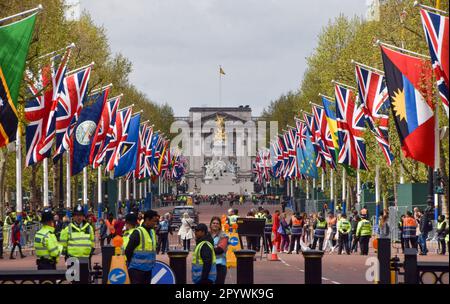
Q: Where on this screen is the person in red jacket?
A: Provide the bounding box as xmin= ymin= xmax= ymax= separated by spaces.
xmin=10 ymin=220 xmax=25 ymax=259
xmin=272 ymin=210 xmax=281 ymax=252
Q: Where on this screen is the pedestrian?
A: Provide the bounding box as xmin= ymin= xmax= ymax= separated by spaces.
xmin=114 ymin=214 xmax=125 ymax=237
xmin=418 ymin=210 xmax=433 ymax=255
xmin=337 ymin=213 xmax=351 ymax=255
xmin=192 ymin=223 xmax=216 ymax=284
xmin=288 ymin=212 xmax=303 ymax=254
xmin=53 ymin=214 xmax=63 ymax=241
xmin=356 ymin=214 xmax=372 ymax=255
xmin=125 ymin=210 xmax=159 ymax=284
xmin=278 ymin=213 xmax=290 ymax=253
xmin=210 ymin=216 xmax=228 ymax=284
xmin=105 ymin=213 xmax=116 ymax=244
xmin=327 ymin=212 xmax=338 ymax=250
xmin=34 ymin=209 xmax=62 ymax=270
xmin=310 ymin=212 xmax=327 ymax=251
xmin=402 ymin=211 xmax=417 ymax=249
xmin=398 ymin=215 xmax=405 ymax=254
xmin=272 ymin=210 xmax=281 ymax=252
xmin=263 ymin=210 xmax=273 ymax=254
xmin=10 ymin=220 xmax=25 ymax=259
xmin=60 ymin=205 xmax=95 ymax=262
xmin=178 ymin=212 xmax=194 ymax=251
xmin=350 ymin=213 xmax=360 ymax=253
xmin=379 ymin=214 xmax=390 ymax=238
xmin=99 ymin=219 xmax=108 ymax=247
xmin=0 ymin=220 xmax=4 ymax=259
xmin=436 ymin=215 xmax=447 ymax=255
xmin=157 ymin=213 xmax=170 ymax=254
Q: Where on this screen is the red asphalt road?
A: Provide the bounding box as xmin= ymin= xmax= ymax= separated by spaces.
xmin=1 ymin=202 xmax=448 ymax=284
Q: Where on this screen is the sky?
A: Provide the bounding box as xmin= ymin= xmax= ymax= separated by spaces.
xmin=79 ymin=0 xmax=370 ymax=116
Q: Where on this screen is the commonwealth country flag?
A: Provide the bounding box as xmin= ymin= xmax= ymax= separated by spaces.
xmin=0 ymin=12 xmax=37 ymax=147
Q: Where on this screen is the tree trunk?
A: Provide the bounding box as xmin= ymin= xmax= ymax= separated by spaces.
xmin=0 ymin=148 xmax=7 ymax=220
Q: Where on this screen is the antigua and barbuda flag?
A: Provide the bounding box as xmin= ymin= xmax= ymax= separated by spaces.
xmin=380 ymin=45 xmax=435 ymax=167
xmin=114 ymin=113 xmax=140 ymax=178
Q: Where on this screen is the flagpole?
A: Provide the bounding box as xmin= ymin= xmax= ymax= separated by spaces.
xmin=375 ymin=40 xmax=431 ymax=59
xmin=66 ymin=62 xmax=95 ymax=76
xmin=0 ymin=5 xmax=43 ymax=24
xmin=98 ymin=166 xmax=102 ymax=219
xmin=32 ymin=43 xmax=75 ymax=62
xmin=306 ymin=178 xmax=310 ymax=200
xmin=342 ymin=168 xmax=346 ymax=214
xmin=83 ymin=167 xmax=88 ymax=211
xmin=312 ymin=178 xmax=316 ymax=201
xmin=413 ymin=1 xmax=448 ymax=14
xmin=118 ymin=178 xmax=122 ymax=204
xmin=434 ymin=96 xmax=440 ymax=221
xmin=219 ymin=66 xmax=222 ymax=107
xmin=66 ymin=151 xmax=71 ymax=215
xmin=125 ymin=178 xmax=130 ymax=212
xmin=356 ymin=169 xmax=361 ymax=208
xmin=375 ymin=165 xmax=380 ymax=227
xmin=133 ymin=176 xmax=137 ymax=202
xmin=321 ymin=168 xmax=325 ymax=191
xmin=16 ymin=127 xmax=23 ymax=221
xmin=43 ymin=158 xmax=49 ymax=207
xmin=330 ymin=168 xmax=334 ymax=213
xmin=351 ymin=60 xmax=384 ymax=75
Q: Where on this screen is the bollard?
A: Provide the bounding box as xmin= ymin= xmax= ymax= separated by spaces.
xmin=168 ymin=250 xmax=189 ymax=284
xmin=302 ymin=250 xmax=324 ymax=284
xmin=403 ymin=248 xmax=418 ymax=284
xmin=377 ymin=237 xmax=391 ymax=284
xmin=234 ymin=250 xmax=256 ymax=284
xmin=101 ymin=245 xmax=115 ymax=284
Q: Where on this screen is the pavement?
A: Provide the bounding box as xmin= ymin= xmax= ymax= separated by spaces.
xmin=0 ymin=202 xmax=448 ymax=284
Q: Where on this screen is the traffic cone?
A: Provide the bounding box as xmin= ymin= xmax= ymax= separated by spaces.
xmin=270 ymin=241 xmax=280 ymax=261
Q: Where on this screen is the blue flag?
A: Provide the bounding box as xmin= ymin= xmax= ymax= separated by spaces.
xmin=297 ymin=128 xmax=318 ymax=178
xmin=114 ymin=113 xmax=140 ymax=178
xmin=71 ymin=91 xmax=106 ymax=176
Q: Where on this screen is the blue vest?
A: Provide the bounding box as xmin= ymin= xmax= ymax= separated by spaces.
xmin=213 ymin=233 xmax=227 ymax=266
xmin=159 ymin=220 xmax=169 ymax=233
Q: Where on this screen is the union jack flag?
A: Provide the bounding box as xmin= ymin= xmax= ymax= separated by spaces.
xmin=100 ymin=107 xmax=133 ymax=172
xmin=143 ymin=126 xmax=154 ymax=178
xmin=53 ymin=66 xmax=92 ymax=160
xmin=355 ymin=65 xmax=394 ymax=166
xmin=303 ymin=112 xmax=325 ymax=169
xmin=420 ymin=9 xmax=449 ymax=117
xmin=90 ymin=94 xmax=120 ymax=168
xmin=334 ymin=84 xmax=369 ymax=170
xmin=25 ymin=50 xmax=71 ymax=166
xmin=312 ymin=105 xmax=336 ymax=169
xmin=285 ymin=128 xmax=298 ymax=179
xmin=134 ymin=123 xmax=151 ymax=179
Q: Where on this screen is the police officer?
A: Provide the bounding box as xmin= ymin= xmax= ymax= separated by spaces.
xmin=227 ymin=209 xmax=238 ymax=225
xmin=337 ymin=213 xmax=351 ymax=255
xmin=192 ymin=223 xmax=216 ymax=284
xmin=310 ymin=212 xmax=327 ymax=250
xmin=263 ymin=209 xmax=273 ymax=254
xmin=436 ymin=215 xmax=447 ymax=255
xmin=356 ymin=214 xmax=372 ymax=255
xmin=125 ymin=209 xmax=159 ymax=284
xmin=34 ymin=209 xmax=62 ymax=270
xmin=122 ymin=212 xmax=138 ymax=254
xmin=59 ymin=205 xmax=95 ymax=261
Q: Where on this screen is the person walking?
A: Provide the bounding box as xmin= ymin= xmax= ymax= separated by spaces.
xmin=379 ymin=214 xmax=390 ymax=238
xmin=157 ymin=213 xmax=170 ymax=254
xmin=263 ymin=210 xmax=273 ymax=254
xmin=272 ymin=210 xmax=281 ymax=252
xmin=178 ymin=212 xmax=194 ymax=251
xmin=105 ymin=213 xmax=116 ymax=245
xmin=125 ymin=210 xmax=159 ymax=284
xmin=337 ymin=213 xmax=351 ymax=255
xmin=279 ymin=213 xmax=290 ymax=253
xmin=356 ymin=214 xmax=372 ymax=255
xmin=402 ymin=211 xmax=417 ymax=249
xmin=350 ymin=213 xmax=360 ymax=253
xmin=436 ymin=215 xmax=447 ymax=255
xmin=210 ymin=217 xmax=228 ymax=284
xmin=192 ymin=223 xmax=216 ymax=284
xmin=99 ymin=219 xmax=108 ymax=247
xmin=34 ymin=209 xmax=62 ymax=270
xmin=10 ymin=220 xmax=25 ymax=259
xmin=418 ymin=210 xmax=433 ymax=255
xmin=288 ymin=212 xmax=303 ymax=254
xmin=310 ymin=212 xmax=327 ymax=251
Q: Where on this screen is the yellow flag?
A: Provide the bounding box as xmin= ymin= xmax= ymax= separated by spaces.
xmin=219 ymin=66 xmax=225 ymax=75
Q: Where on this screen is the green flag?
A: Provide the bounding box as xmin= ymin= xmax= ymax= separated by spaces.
xmin=0 ymin=13 xmax=37 ymax=147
